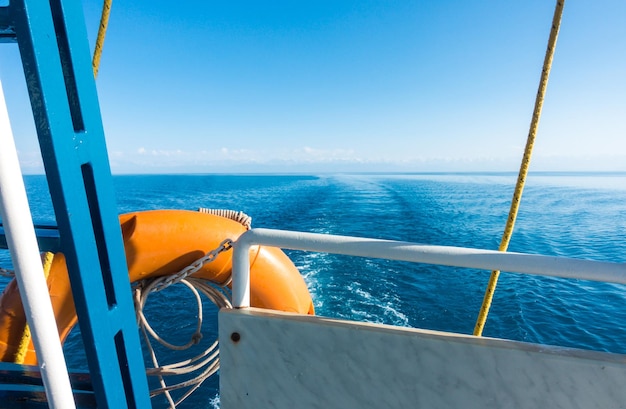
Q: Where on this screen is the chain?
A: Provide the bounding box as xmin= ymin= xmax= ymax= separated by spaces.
xmin=149 ymin=239 xmax=234 ymax=293
xmin=0 ymin=239 xmax=234 ymax=285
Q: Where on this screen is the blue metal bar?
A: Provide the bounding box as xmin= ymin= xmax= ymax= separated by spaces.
xmin=0 ymin=7 xmax=16 ymax=42
xmin=0 ymin=362 xmax=95 ymax=408
xmin=8 ymin=0 xmax=150 ymax=407
xmin=0 ymin=224 xmax=61 ymax=253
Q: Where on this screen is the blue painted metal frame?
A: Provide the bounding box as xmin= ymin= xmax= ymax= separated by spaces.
xmin=1 ymin=224 xmax=61 ymax=253
xmin=0 ymin=6 xmax=16 ymax=42
xmin=0 ymin=362 xmax=96 ymax=408
xmin=6 ymin=0 xmax=150 ymax=407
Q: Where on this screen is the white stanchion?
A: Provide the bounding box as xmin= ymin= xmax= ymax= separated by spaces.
xmin=0 ymin=79 xmax=76 ymax=408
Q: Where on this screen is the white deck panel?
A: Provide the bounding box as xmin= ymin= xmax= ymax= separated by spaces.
xmin=219 ymin=308 xmax=626 ymax=409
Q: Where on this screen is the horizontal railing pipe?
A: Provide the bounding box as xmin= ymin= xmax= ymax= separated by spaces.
xmin=232 ymin=228 xmax=626 ymax=309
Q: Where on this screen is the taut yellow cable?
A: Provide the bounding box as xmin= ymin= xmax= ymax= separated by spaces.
xmin=13 ymin=252 xmax=55 ymax=363
xmin=92 ymin=0 xmax=112 ymax=78
xmin=473 ymin=0 xmax=565 ymax=337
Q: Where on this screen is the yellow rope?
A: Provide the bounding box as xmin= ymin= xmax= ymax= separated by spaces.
xmin=92 ymin=0 xmax=113 ymax=78
xmin=13 ymin=252 xmax=55 ymax=364
xmin=13 ymin=325 xmax=31 ymax=364
xmin=473 ymin=0 xmax=565 ymax=337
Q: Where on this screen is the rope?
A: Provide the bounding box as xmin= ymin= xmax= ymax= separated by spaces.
xmin=92 ymin=0 xmax=112 ymax=78
xmin=13 ymin=252 xmax=55 ymax=363
xmin=133 ymin=242 xmax=234 ymax=407
xmin=0 ymin=267 xmax=14 ymax=277
xmin=135 ymin=279 xmax=231 ymax=407
xmin=473 ymin=0 xmax=565 ymax=337
xmin=198 ymin=208 xmax=252 ymax=230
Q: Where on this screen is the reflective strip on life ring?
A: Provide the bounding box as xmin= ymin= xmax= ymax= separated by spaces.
xmin=0 ymin=209 xmax=314 ymax=365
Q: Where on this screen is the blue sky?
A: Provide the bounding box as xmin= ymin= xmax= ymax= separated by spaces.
xmin=1 ymin=0 xmax=625 ymax=174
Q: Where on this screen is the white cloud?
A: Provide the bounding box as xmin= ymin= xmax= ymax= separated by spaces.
xmin=16 ymin=150 xmax=44 ymax=174
xmin=31 ymin=144 xmax=620 ymax=174
xmin=18 ymin=142 xmax=626 ymax=175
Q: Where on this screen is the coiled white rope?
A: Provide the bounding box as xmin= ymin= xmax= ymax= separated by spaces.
xmin=133 ymin=242 xmax=234 ymax=408
xmin=134 ymin=277 xmax=231 ymax=407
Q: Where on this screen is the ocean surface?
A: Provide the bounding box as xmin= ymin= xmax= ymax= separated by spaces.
xmin=2 ymin=172 xmax=626 ymax=408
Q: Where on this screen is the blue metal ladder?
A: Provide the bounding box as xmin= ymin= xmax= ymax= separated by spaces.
xmin=0 ymin=0 xmax=150 ymax=407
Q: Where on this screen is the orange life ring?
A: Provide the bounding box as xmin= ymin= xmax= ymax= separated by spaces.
xmin=0 ymin=209 xmax=314 ymax=365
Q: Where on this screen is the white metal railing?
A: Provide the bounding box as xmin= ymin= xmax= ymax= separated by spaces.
xmin=232 ymin=228 xmax=626 ymax=309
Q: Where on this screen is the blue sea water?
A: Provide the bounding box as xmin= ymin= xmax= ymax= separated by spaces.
xmin=2 ymin=172 xmax=626 ymax=408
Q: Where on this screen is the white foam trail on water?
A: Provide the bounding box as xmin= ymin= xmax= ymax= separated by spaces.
xmin=346 ymin=280 xmax=410 ymax=327
xmin=294 ymin=250 xmax=411 ymax=327
xmin=296 ymin=251 xmax=328 ymax=311
xmin=209 ymin=393 xmax=220 ymax=408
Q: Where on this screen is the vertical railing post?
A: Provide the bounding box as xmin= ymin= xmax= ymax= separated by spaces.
xmin=232 ymin=233 xmax=252 ymax=308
